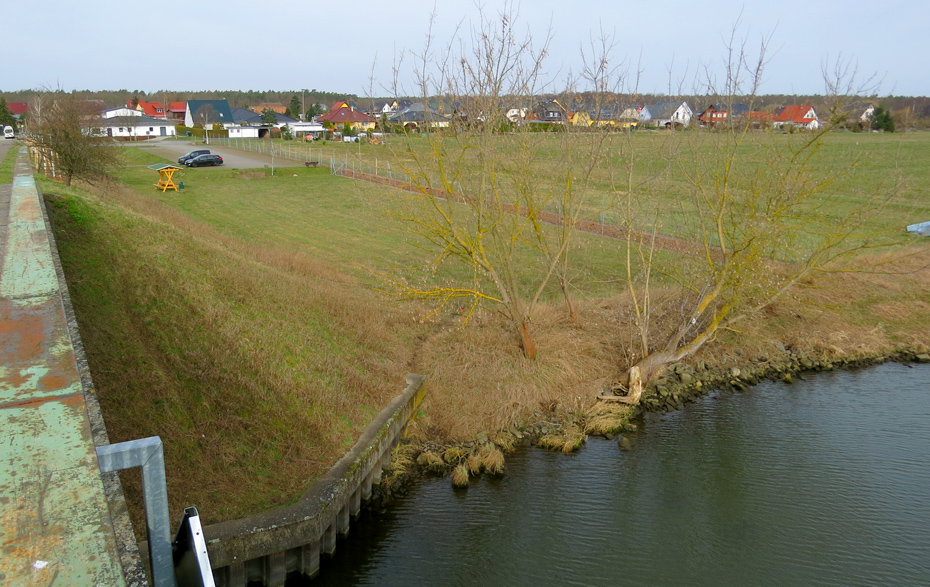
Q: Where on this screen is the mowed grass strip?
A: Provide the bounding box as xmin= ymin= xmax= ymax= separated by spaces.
xmin=45 ymin=177 xmax=416 ymax=529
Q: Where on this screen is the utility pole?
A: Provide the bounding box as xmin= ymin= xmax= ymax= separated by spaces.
xmin=301 ymin=89 xmax=308 ymax=121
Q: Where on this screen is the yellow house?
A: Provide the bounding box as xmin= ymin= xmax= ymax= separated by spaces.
xmin=569 ymin=110 xmax=593 ymax=126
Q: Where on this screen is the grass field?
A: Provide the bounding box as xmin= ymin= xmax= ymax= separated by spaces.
xmin=43 ymin=130 xmax=930 ymax=529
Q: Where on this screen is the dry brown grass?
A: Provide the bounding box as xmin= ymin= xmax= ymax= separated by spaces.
xmin=416 ymin=451 xmax=445 ymax=471
xmin=491 ymin=431 xmax=518 ymax=453
xmin=478 ymin=445 xmax=506 ymax=475
xmin=538 ymin=424 xmax=587 ymax=454
xmin=442 ymin=446 xmax=467 ymax=465
xmin=585 ymin=403 xmax=634 ymax=436
xmin=451 ymin=463 xmax=470 ymax=488
xmin=466 ymin=454 xmax=483 ymax=475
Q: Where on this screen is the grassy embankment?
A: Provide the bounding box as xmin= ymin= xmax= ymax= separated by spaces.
xmin=44 ymin=133 xmax=930 ymax=528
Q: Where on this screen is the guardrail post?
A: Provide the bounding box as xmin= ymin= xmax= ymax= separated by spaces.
xmin=96 ymin=437 xmax=178 ymax=587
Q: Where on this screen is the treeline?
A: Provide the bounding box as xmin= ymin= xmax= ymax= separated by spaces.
xmin=0 ymin=89 xmax=357 ymax=110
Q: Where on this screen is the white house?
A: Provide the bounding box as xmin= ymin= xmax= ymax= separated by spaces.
xmin=97 ymin=115 xmax=176 ymax=139
xmin=640 ymin=101 xmax=692 ymax=128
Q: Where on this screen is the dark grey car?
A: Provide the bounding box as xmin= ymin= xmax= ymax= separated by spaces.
xmin=186 ymin=154 xmax=224 ymax=167
xmin=178 ymin=149 xmax=210 ymax=164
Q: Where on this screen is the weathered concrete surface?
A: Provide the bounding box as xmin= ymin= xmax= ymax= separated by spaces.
xmin=0 ymin=149 xmax=127 ymax=586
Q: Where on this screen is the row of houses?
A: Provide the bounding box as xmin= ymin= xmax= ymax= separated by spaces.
xmin=6 ymin=96 xmax=878 ymax=139
xmin=319 ymin=98 xmax=843 ymax=131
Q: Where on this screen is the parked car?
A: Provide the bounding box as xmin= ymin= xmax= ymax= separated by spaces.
xmin=186 ymin=154 xmax=223 ymax=167
xmin=178 ymin=149 xmax=210 ymax=164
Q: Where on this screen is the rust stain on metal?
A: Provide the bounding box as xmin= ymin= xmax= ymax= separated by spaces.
xmin=1 ymin=149 xmax=127 ymax=586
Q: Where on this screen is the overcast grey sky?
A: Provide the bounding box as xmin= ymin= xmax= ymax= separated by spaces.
xmin=3 ymin=0 xmax=927 ymax=97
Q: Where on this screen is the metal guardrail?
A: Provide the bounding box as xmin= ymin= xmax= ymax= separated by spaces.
xmin=96 ymin=438 xmax=177 ymax=587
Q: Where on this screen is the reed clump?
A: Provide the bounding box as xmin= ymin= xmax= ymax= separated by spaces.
xmin=442 ymin=446 xmax=467 ymax=465
xmin=451 ymin=463 xmax=470 ymax=488
xmin=466 ymin=454 xmax=483 ymax=475
xmin=389 ymin=443 xmax=420 ymax=477
xmin=585 ymin=403 xmax=634 ymax=436
xmin=416 ymin=451 xmax=445 ymax=472
xmin=478 ymin=445 xmax=506 ymax=475
xmin=491 ymin=431 xmax=518 ymax=453
xmin=538 ymin=424 xmax=586 ymax=454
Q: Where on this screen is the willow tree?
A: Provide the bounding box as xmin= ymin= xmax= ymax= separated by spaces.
xmin=611 ymin=42 xmax=898 ymax=402
xmin=385 ymin=6 xmax=626 ymax=359
xmin=26 ymin=93 xmax=120 ymax=187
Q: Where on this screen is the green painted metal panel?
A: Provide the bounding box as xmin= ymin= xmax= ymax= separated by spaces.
xmin=0 ymin=150 xmax=127 ymax=586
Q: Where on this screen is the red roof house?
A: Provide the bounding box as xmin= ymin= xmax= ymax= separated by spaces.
xmin=773 ymin=105 xmax=821 ymax=130
xmin=7 ymin=102 xmax=29 ymax=117
xmin=317 ymin=101 xmax=377 ymax=131
xmin=125 ymin=99 xmax=167 ymax=119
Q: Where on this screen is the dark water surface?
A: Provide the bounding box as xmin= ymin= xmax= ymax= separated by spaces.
xmin=308 ymin=363 xmax=930 ymax=586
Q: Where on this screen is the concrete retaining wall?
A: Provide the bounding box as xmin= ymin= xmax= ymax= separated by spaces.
xmin=204 ymin=373 xmax=426 ymax=586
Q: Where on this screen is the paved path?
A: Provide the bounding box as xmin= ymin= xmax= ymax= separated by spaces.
xmin=137 ymin=138 xmax=302 ymax=169
xmin=0 ymin=147 xmax=127 ymax=586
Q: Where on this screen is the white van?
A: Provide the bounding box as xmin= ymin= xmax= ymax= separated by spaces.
xmin=2 ymin=126 xmax=13 ymax=139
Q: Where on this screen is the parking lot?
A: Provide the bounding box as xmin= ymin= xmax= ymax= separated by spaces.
xmin=138 ymin=139 xmax=303 ymax=169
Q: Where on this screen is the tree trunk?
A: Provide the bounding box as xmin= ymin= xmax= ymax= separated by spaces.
xmin=560 ymin=277 xmax=577 ymax=321
xmin=519 ymin=321 xmax=537 ymax=360
xmin=64 ymin=173 xmax=72 ymax=187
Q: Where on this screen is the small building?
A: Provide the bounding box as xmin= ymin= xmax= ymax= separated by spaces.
xmin=166 ymin=102 xmax=187 ymax=122
xmin=640 ymin=101 xmax=693 ymax=128
xmin=287 ymin=121 xmax=325 ymax=139
xmin=388 ymin=103 xmax=450 ymax=129
xmin=228 ymin=126 xmax=262 ymax=139
xmin=318 ymin=102 xmax=377 ymax=132
xmin=97 ymin=115 xmax=177 ymax=139
xmin=772 ymin=105 xmax=821 ymax=130
xmin=697 ymin=103 xmax=749 ymax=127
xmin=125 ymin=99 xmax=167 ymax=119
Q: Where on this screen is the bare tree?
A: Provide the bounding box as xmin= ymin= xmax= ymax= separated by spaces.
xmin=610 ymin=37 xmax=899 ymax=402
xmin=26 ymin=92 xmax=121 ymax=187
xmin=384 ymin=5 xmax=626 ymax=359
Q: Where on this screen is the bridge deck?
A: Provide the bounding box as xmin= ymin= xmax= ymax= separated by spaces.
xmin=0 ymin=147 xmax=127 ymax=586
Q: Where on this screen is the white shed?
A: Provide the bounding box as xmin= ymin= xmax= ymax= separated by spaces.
xmin=229 ymin=126 xmax=261 ymax=138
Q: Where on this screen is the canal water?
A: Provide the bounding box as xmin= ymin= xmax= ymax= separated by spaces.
xmin=308 ymin=362 xmax=930 ymax=586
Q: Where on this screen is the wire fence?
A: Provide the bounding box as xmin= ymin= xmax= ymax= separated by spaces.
xmin=207 ymin=138 xmax=616 ymax=237
xmin=209 ymin=138 xmax=401 ymax=180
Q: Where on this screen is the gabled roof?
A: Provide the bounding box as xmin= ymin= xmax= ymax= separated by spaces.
xmin=7 ymin=102 xmax=29 ymax=116
xmin=126 ymin=99 xmax=166 ymax=117
xmin=388 ymin=102 xmax=449 ymax=123
xmin=773 ymin=104 xmax=817 ymax=123
xmin=187 ymin=100 xmax=234 ymax=124
xmin=100 ymin=114 xmax=171 ymax=127
xmin=167 ymin=102 xmax=186 ymax=113
xmin=318 ymin=104 xmax=377 ymax=124
xmin=231 ymin=107 xmax=263 ymax=124
xmin=645 ymin=101 xmax=690 ymax=119
xmin=700 ymin=103 xmax=749 ymax=116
